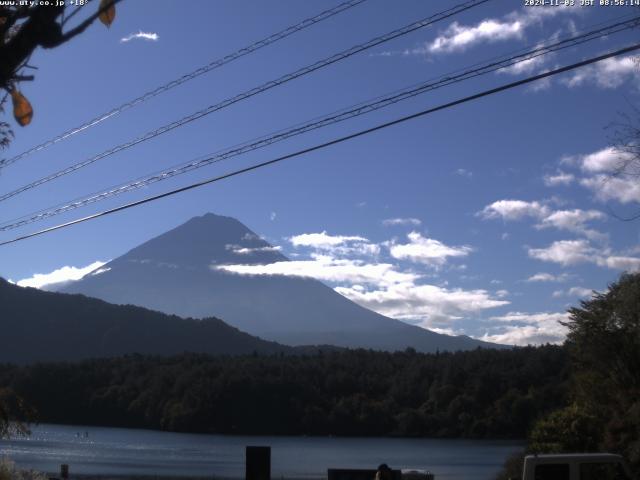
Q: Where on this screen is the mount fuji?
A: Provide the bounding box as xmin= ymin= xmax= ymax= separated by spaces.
xmin=62 ymin=213 xmax=504 ymax=352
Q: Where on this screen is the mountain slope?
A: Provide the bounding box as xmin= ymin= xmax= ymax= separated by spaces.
xmin=0 ymin=277 xmax=289 ymax=364
xmin=63 ymin=213 xmax=505 ymax=352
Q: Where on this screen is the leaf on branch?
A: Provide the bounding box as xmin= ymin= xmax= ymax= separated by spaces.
xmin=11 ymin=89 xmax=33 ymax=127
xmin=99 ymin=0 xmax=116 ymax=28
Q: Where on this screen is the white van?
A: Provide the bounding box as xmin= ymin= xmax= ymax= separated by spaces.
xmin=522 ymin=453 xmax=634 ymax=480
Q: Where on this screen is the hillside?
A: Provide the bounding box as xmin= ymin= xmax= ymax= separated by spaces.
xmin=0 ymin=277 xmax=289 ymax=363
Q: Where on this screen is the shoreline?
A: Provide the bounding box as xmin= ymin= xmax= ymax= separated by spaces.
xmin=48 ymin=476 xmax=233 ymax=480
xmin=13 ymin=421 xmax=526 ymax=443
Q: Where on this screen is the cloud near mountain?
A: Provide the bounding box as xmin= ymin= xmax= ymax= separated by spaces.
xmin=14 ymin=261 xmax=107 ymax=290
xmin=216 ymin=228 xmax=502 ymax=330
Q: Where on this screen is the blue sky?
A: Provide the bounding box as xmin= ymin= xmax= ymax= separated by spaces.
xmin=1 ymin=0 xmax=639 ymax=345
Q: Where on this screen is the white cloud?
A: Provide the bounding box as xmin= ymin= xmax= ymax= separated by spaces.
xmin=489 ymin=311 xmax=569 ymax=324
xmin=498 ymin=53 xmax=548 ymax=76
xmin=382 ymin=218 xmax=422 ymax=227
xmin=528 ymin=74 xmax=553 ymax=92
xmin=552 ymin=286 xmax=593 ymax=298
xmin=16 ymin=261 xmax=107 ymax=289
xmin=389 ymin=231 xmax=472 ymax=267
xmin=214 ymin=255 xmax=417 ymax=287
xmin=425 ymin=5 xmax=578 ymax=55
xmin=545 ymin=209 xmax=604 ymax=229
xmin=526 ymin=272 xmax=569 ymax=283
xmin=454 ymin=168 xmax=473 ymax=178
xmin=335 ymin=282 xmax=508 ymax=327
xmin=562 ymin=56 xmax=639 ymax=89
xmin=288 ymin=231 xmax=380 ymax=257
xmin=481 ymin=198 xmax=607 ymax=240
xmin=580 ymin=175 xmax=640 ymax=204
xmin=528 ymin=239 xmax=595 ymax=266
xmin=91 ymin=267 xmax=111 ymax=276
xmin=559 ymin=147 xmax=640 ymax=204
xmin=580 ymin=147 xmax=630 ymax=173
xmin=544 ymin=171 xmax=574 ymax=186
xmin=479 ymin=199 xmax=549 ymax=221
xmin=270 ymin=211 xmax=277 ymax=221
xmin=568 ymin=286 xmax=593 ymax=297
xmin=536 ymin=208 xmax=606 ymax=241
xmin=120 ymin=31 xmax=159 ymax=43
xmin=369 ymin=50 xmax=396 ymax=57
xmin=528 ymin=240 xmax=640 ymax=271
xmin=428 ymin=19 xmax=524 ymax=53
xmin=430 ymin=327 xmax=467 ymax=337
xmin=227 ymin=245 xmax=282 ymax=255
xmin=289 ymin=231 xmax=368 ymax=248
xmin=480 ymin=311 xmax=569 ymax=345
xmin=596 ymin=255 xmax=640 ymax=271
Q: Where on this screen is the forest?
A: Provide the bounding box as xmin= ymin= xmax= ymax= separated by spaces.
xmin=0 ymin=345 xmax=568 ymax=438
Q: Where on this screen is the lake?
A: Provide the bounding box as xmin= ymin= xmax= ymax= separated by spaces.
xmin=0 ymin=424 xmax=523 ymax=480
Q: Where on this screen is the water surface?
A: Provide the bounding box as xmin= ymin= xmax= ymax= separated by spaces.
xmin=0 ymin=424 xmax=523 ymax=480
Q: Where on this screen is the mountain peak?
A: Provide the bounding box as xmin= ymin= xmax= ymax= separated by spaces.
xmin=177 ymin=212 xmax=249 ymax=232
xmin=111 ymin=214 xmax=286 ymax=270
xmin=191 ymin=212 xmax=242 ymax=225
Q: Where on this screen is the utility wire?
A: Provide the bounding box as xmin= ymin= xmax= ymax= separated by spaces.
xmin=1 ymin=42 xmax=638 ymax=247
xmin=0 ymin=0 xmax=368 ymax=170
xmin=1 ymin=15 xmax=638 ymax=232
xmin=0 ymin=0 xmax=490 ymax=203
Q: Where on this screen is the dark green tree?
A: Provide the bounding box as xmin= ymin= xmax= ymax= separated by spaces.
xmin=0 ymin=387 xmax=32 ymax=439
xmin=526 ymin=273 xmax=640 ymax=475
xmin=564 ymin=272 xmax=640 ymax=395
xmin=565 ymin=272 xmax=640 ymax=470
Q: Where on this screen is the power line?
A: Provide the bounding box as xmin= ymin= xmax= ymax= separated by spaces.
xmin=0 ymin=0 xmax=368 ymax=170
xmin=2 ymin=14 xmax=638 ymax=232
xmin=2 ymin=42 xmax=638 ymax=247
xmin=0 ymin=0 xmax=490 ymax=203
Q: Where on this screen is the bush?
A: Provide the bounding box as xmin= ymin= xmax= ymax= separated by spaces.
xmin=495 ymin=451 xmax=525 ymax=480
xmin=0 ymin=458 xmax=47 ymax=480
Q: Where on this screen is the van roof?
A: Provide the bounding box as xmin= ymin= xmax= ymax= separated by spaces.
xmin=525 ymin=454 xmax=623 ymax=461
